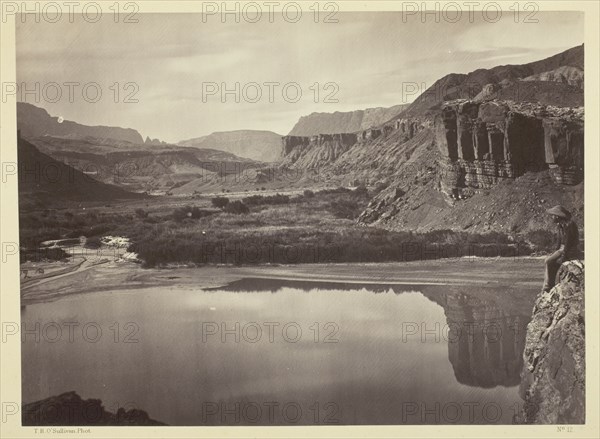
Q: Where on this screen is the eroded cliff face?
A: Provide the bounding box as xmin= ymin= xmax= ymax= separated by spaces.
xmin=435 ymin=100 xmax=584 ymax=198
xmin=281 ymin=133 xmax=359 ymax=169
xmin=287 ymin=104 xmax=408 ymax=136
xmin=517 ymin=260 xmax=585 ymax=424
xmin=280 ymin=118 xmax=427 ymax=170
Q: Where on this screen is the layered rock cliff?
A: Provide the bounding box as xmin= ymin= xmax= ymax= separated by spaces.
xmin=517 ymin=260 xmax=585 ymax=424
xmin=281 ymin=117 xmax=427 ymax=170
xmin=435 ymin=99 xmax=584 ymax=198
xmin=280 ymin=96 xmax=584 ymax=234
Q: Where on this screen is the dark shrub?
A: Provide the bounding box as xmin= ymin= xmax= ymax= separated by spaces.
xmin=173 ymin=207 xmax=191 ymax=222
xmin=211 ymin=196 xmax=230 ymax=209
xmin=173 ymin=205 xmax=212 ymax=221
xmin=242 ymin=194 xmax=290 ymax=206
xmin=89 ymin=223 xmax=115 ymax=235
xmin=303 ymin=189 xmax=315 ymax=198
xmin=65 ymin=229 xmax=86 ymax=238
xmin=224 ymin=200 xmax=249 ymax=215
xmin=135 ymin=208 xmax=148 ymax=218
xmin=329 ymin=199 xmax=361 ymax=219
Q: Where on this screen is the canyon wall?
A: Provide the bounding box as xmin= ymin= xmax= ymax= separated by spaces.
xmin=435 ymin=100 xmax=583 ymax=198
xmin=287 ymin=104 xmax=408 ymax=136
xmin=281 ymin=117 xmax=427 ymax=169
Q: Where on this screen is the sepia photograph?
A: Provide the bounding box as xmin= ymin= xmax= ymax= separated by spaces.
xmin=0 ymin=1 xmax=598 ymax=437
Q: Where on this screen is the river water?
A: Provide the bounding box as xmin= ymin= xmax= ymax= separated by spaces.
xmin=21 ymin=278 xmax=536 ymax=425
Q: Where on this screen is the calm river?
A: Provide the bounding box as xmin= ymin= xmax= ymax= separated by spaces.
xmin=21 ymin=278 xmax=536 ymax=425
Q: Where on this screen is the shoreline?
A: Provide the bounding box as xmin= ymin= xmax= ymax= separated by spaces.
xmin=20 ymin=257 xmax=545 ymax=305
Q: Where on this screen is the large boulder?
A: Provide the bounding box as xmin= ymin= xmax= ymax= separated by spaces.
xmin=22 ymin=391 xmax=165 ymax=426
xmin=518 ymin=260 xmax=585 ymax=424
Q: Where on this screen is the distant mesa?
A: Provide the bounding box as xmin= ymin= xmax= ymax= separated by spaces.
xmin=17 ymin=102 xmax=144 ymax=145
xmin=178 ymin=129 xmax=283 ymax=162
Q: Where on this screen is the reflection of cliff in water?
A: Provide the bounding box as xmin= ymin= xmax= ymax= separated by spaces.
xmin=421 ymin=289 xmax=534 ymax=389
xmin=209 ymin=277 xmax=536 ymax=390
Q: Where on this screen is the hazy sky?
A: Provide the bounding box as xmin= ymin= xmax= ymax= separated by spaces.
xmin=16 ymin=11 xmax=583 ymax=142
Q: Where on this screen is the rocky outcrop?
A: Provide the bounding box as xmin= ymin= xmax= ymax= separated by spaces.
xmin=22 ymin=391 xmax=165 ymax=425
xmin=435 ymin=100 xmax=583 ymax=198
xmin=518 ymin=260 xmax=585 ymax=424
xmin=144 ymin=136 xmax=167 ymax=146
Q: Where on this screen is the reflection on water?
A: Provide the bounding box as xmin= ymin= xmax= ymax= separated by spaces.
xmin=439 ymin=293 xmax=528 ymax=389
xmin=21 ymin=278 xmax=536 ymax=425
xmin=212 ymin=278 xmax=533 ymax=389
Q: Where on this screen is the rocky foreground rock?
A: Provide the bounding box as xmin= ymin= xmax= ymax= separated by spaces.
xmin=517 ymin=260 xmax=585 ymax=424
xmin=22 ymin=391 xmax=165 ymax=426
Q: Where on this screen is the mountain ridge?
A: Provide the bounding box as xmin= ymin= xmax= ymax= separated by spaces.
xmin=18 ymin=135 xmax=144 ymax=208
xmin=402 ymin=44 xmax=584 ymax=116
xmin=17 ymin=102 xmax=145 ymax=145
